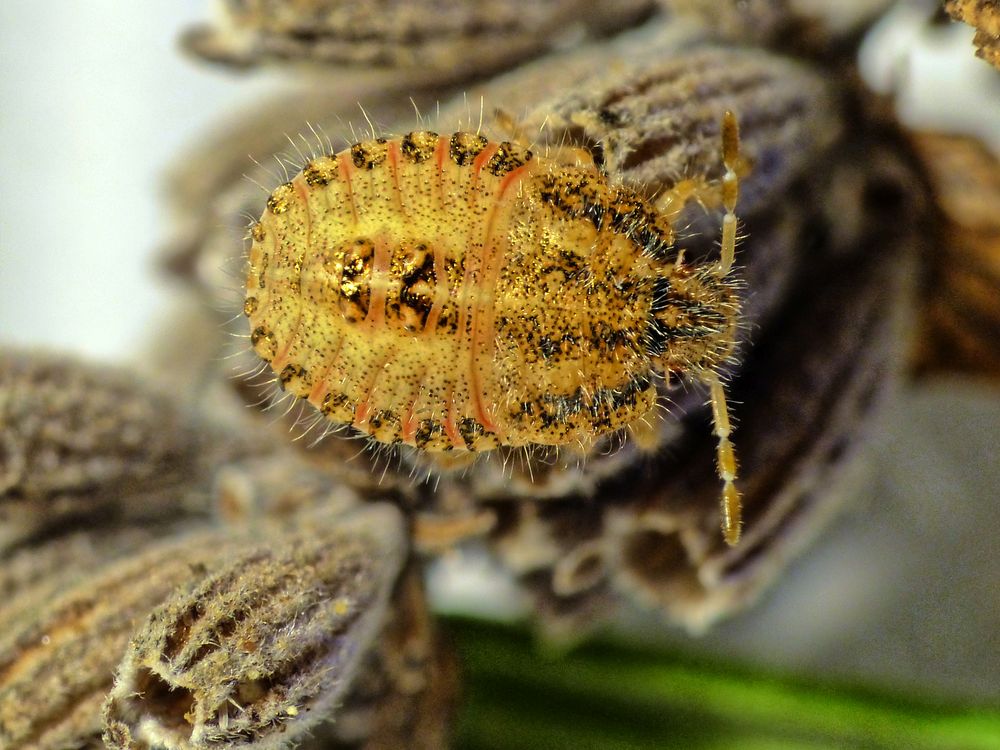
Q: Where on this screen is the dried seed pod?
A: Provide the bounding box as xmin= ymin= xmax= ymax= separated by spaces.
xmin=910 ymin=131 xmax=1000 ymax=379
xmin=0 ymin=523 xmax=189 ymax=639
xmin=477 ymin=43 xmax=841 ymax=222
xmin=181 ymin=0 xmax=655 ymax=81
xmin=321 ymin=571 xmax=458 ymax=749
xmin=946 ymin=0 xmax=1000 ymax=69
xmin=103 ymin=503 xmax=406 ymax=750
xmin=437 ymin=36 xmax=842 ymax=336
xmin=211 ymin=453 xmax=365 ymax=526
xmin=0 ymin=525 xmax=224 ymax=749
xmin=657 ymin=0 xmax=895 ymax=50
xmin=0 ymin=350 xmax=255 ymax=551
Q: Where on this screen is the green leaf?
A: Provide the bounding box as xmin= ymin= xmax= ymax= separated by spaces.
xmin=447 ymin=617 xmax=1000 ymax=750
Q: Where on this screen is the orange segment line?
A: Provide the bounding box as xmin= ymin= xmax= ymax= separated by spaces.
xmin=270 ymin=177 xmax=313 ymax=372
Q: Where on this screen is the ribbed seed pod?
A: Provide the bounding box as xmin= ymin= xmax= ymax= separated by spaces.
xmin=103 ymin=503 xmax=406 ymax=750
xmin=462 ymin=40 xmax=841 ymax=221
xmin=201 ymin=458 xmax=456 ymax=749
xmin=910 ymin=132 xmax=1000 ymax=379
xmin=608 ymin=226 xmax=918 ymax=629
xmin=0 ymin=350 xmax=252 ymax=551
xmin=0 ymin=523 xmax=189 ymax=640
xmin=431 ymin=35 xmax=840 ymax=344
xmin=657 ymin=0 xmax=895 ymax=49
xmin=181 ymin=0 xmax=655 ymax=80
xmin=211 ymin=453 xmax=365 ymax=527
xmin=0 ymin=525 xmax=223 ymax=749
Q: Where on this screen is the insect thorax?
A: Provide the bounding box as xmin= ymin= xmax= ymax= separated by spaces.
xmin=244 ymin=131 xmax=738 ymax=454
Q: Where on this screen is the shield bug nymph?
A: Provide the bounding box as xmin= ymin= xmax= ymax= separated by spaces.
xmin=244 ymin=112 xmax=745 ymax=544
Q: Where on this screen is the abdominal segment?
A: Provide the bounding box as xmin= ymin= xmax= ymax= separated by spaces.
xmin=245 ymin=133 xmax=517 ymax=451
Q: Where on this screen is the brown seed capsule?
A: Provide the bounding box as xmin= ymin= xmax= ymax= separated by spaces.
xmin=0 ymin=351 xmax=197 ymax=550
xmin=103 ymin=503 xmax=406 ymax=750
xmin=657 ymin=0 xmax=895 ymax=50
xmin=461 ymin=42 xmax=840 ymax=220
xmin=946 ymin=0 xmax=1000 ymax=70
xmin=210 ymin=453 xmax=364 ymax=527
xmin=910 ymin=132 xmax=1000 ymax=379
xmin=0 ymin=524 xmax=184 ymax=640
xmin=0 ymin=525 xmax=220 ymax=750
xmin=181 ymin=0 xmax=655 ymax=81
xmin=0 ymin=350 xmax=261 ymax=552
xmin=436 ymin=39 xmax=841 ymax=355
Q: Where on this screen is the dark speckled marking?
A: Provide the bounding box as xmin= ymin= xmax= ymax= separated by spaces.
xmin=267 ymin=183 xmax=294 ymax=214
xmin=303 ymin=159 xmax=336 ymax=186
xmin=250 ymin=325 xmax=277 ymax=359
xmin=400 ymin=131 xmax=439 ymax=163
xmin=486 ymin=141 xmax=533 ymax=176
xmin=351 ymin=138 xmax=389 ymax=169
xmin=449 ymin=132 xmax=489 ymax=166
xmin=279 ymin=363 xmax=307 ymax=389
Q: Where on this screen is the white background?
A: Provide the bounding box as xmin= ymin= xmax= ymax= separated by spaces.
xmin=1 ymin=1 xmax=998 ymax=704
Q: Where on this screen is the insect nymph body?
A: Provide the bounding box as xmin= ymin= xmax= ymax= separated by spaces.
xmin=245 ymin=119 xmax=744 ymax=543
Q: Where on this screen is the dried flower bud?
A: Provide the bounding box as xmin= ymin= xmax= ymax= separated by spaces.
xmin=181 ymin=0 xmax=654 ymax=81
xmin=0 ymin=523 xmax=186 ymax=639
xmin=211 ymin=454 xmax=364 ymax=527
xmin=103 ymin=503 xmax=406 ymax=750
xmin=1 ymin=351 xmax=198 ymax=549
xmin=476 ymin=128 xmax=928 ymax=632
xmin=946 ymin=0 xmax=1000 ymax=69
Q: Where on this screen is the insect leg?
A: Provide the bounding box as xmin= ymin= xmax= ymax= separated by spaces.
xmin=707 ymin=371 xmax=741 ymax=546
xmin=653 ymin=110 xmax=744 ymax=269
xmin=718 ymin=110 xmax=741 ymax=276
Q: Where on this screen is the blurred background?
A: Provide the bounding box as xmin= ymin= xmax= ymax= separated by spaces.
xmin=0 ymin=0 xmax=997 ymax=709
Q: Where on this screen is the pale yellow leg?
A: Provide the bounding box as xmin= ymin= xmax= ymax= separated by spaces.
xmin=653 ymin=109 xmax=744 ymax=275
xmin=718 ymin=110 xmax=740 ymax=276
xmin=712 ymin=111 xmax=743 ymax=546
xmin=707 ymin=372 xmax=741 ymax=546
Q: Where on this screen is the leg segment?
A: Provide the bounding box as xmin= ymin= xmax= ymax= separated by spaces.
xmin=653 ymin=109 xmax=743 ymax=276
xmin=713 ymin=111 xmax=742 ymax=545
xmin=707 ymin=372 xmax=741 ymax=546
xmin=718 ymin=110 xmax=740 ymax=275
